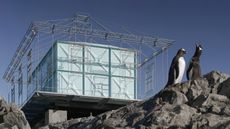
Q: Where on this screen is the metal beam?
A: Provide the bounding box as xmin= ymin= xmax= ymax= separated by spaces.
xmin=3 ymin=14 xmax=174 ymax=84
xmin=33 ymin=20 xmax=173 ymax=46
xmin=3 ymin=24 xmax=37 ymax=82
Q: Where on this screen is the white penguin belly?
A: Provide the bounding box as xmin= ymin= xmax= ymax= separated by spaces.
xmin=174 ymin=57 xmax=186 ymax=84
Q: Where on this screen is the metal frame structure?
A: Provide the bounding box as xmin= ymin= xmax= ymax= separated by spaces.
xmin=3 ymin=13 xmax=174 ymax=104
xmin=3 ymin=14 xmax=173 ymax=82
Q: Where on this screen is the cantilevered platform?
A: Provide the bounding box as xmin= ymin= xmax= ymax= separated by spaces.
xmin=21 ymin=91 xmax=137 ymax=126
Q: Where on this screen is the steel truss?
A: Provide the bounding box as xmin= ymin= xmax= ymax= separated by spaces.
xmin=3 ymin=13 xmax=174 ymax=84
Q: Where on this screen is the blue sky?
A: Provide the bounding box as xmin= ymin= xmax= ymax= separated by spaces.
xmin=1 ymin=0 xmax=230 ymax=99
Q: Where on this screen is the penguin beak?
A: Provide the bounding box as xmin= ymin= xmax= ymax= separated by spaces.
xmin=184 ymin=50 xmax=187 ymax=54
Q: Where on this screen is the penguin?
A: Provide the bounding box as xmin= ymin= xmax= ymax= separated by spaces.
xmin=186 ymin=44 xmax=203 ymax=80
xmin=166 ymin=48 xmax=186 ymax=86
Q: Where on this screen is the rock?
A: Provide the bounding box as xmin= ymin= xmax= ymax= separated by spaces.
xmin=40 ymin=71 xmax=230 ymax=129
xmin=191 ymin=113 xmax=230 ymax=128
xmin=218 ymin=78 xmax=230 ymax=98
xmin=191 ymin=94 xmax=229 ymax=114
xmin=186 ymin=78 xmax=210 ymax=102
xmin=0 ymin=123 xmax=12 ymax=129
xmin=149 ymin=103 xmax=197 ymax=128
xmin=204 ymin=71 xmax=230 ymax=94
xmin=3 ymin=105 xmax=31 ymax=129
xmin=0 ymin=96 xmax=10 ymax=118
xmin=156 ymin=89 xmax=188 ymax=105
xmin=0 ymin=97 xmax=31 ymax=129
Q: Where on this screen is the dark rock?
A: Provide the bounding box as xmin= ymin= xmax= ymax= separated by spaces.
xmin=0 ymin=96 xmax=9 ymax=119
xmin=218 ymin=78 xmax=230 ymax=98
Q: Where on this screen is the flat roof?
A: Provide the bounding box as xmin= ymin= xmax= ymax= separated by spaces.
xmin=22 ymin=91 xmax=138 ymax=126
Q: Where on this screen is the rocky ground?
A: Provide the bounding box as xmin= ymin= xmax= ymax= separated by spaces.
xmin=0 ymin=97 xmax=31 ymax=129
xmin=1 ymin=71 xmax=230 ymax=129
xmin=39 ymin=71 xmax=230 ymax=129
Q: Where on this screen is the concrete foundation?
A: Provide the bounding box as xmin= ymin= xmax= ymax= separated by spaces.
xmin=45 ymin=109 xmax=67 ymax=124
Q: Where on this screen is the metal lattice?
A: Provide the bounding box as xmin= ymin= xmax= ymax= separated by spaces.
xmin=4 ymin=13 xmax=174 ymax=103
xmin=3 ymin=14 xmax=174 ymax=83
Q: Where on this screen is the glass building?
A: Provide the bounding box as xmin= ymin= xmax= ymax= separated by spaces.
xmin=28 ymin=41 xmax=137 ymax=100
xmin=3 ymin=14 xmax=173 ymax=126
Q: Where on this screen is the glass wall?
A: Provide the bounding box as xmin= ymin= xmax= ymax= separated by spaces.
xmin=110 ymin=49 xmax=136 ymax=99
xmin=30 ymin=41 xmax=137 ymax=100
xmin=56 ymin=43 xmax=83 ymax=95
xmin=83 ymin=45 xmax=110 ymax=97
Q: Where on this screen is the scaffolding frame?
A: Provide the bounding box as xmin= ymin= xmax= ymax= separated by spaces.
xmin=3 ymin=14 xmax=173 ymax=82
xmin=3 ymin=13 xmax=174 ymax=103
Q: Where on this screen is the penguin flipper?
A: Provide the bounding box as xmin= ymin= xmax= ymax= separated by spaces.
xmin=186 ymin=63 xmax=193 ymax=80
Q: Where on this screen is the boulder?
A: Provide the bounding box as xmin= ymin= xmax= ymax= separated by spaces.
xmin=148 ymin=103 xmax=197 ymax=127
xmin=155 ymin=89 xmax=188 ymax=105
xmin=0 ymin=97 xmax=31 ymax=129
xmin=192 ymin=94 xmax=230 ymax=114
xmin=204 ymin=71 xmax=230 ymax=94
xmin=191 ymin=113 xmax=230 ymax=129
xmin=186 ymin=78 xmax=210 ymax=102
xmin=218 ymin=78 xmax=230 ymax=98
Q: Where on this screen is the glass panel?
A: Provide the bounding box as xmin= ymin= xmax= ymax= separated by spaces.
xmin=85 ymin=74 xmax=109 ymax=97
xmin=84 ymin=46 xmax=109 ymax=75
xmin=111 ymin=77 xmax=134 ymax=99
xmin=111 ymin=49 xmax=135 ymax=77
xmin=57 ymin=43 xmax=83 ymax=72
xmin=57 ymin=71 xmax=83 ymax=95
